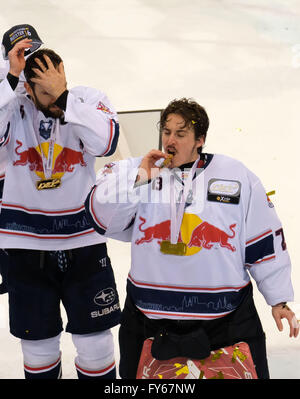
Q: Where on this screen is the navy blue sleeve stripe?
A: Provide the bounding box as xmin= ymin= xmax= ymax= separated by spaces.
xmin=245 ymin=233 xmax=275 ymax=265
xmin=84 ymin=186 xmax=107 ymax=235
xmin=99 ymin=119 xmax=119 ymax=157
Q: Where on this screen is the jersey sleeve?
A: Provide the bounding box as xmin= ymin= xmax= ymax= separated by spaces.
xmin=64 ymin=86 xmax=119 ymax=157
xmin=0 ymin=65 xmax=27 ymax=94
xmin=244 ymin=172 xmax=294 ymax=306
xmin=0 ymin=77 xmax=17 ymax=150
xmin=0 ymin=66 xmax=8 ymax=82
xmin=85 ymin=157 xmax=142 ymax=242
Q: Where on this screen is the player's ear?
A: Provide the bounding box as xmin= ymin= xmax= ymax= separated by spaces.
xmin=24 ymin=82 xmax=33 ymax=97
xmin=195 ymin=135 xmax=205 ymax=150
xmin=58 ymin=61 xmax=65 ymax=74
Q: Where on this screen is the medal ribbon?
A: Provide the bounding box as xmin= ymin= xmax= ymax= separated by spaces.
xmin=32 ymin=108 xmax=58 ymax=180
xmin=170 ymin=156 xmax=199 ymax=244
xmin=41 ymin=120 xmax=57 ymax=179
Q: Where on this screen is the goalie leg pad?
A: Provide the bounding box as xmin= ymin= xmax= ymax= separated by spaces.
xmin=72 ymin=329 xmax=116 ymax=379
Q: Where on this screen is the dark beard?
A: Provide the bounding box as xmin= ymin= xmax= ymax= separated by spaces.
xmin=31 ymin=93 xmax=63 ymax=119
xmin=40 ymin=106 xmax=63 ymax=119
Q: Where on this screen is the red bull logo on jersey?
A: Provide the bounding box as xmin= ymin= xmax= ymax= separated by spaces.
xmin=187 ymin=221 xmax=236 ymax=252
xmin=13 ymin=140 xmax=87 ymax=179
xmin=13 ymin=140 xmax=44 ymax=172
xmin=52 ymin=147 xmax=86 ymax=174
xmin=135 ymin=217 xmax=183 ymax=245
xmin=135 ymin=214 xmax=236 ymax=255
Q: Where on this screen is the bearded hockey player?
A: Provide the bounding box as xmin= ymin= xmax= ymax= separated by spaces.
xmin=0 ymin=38 xmax=121 ymax=379
xmin=0 ymin=25 xmax=43 ymax=295
xmin=85 ymin=97 xmax=299 ymax=379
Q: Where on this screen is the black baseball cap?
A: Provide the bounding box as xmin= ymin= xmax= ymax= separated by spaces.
xmin=1 ymin=24 xmax=43 ymax=60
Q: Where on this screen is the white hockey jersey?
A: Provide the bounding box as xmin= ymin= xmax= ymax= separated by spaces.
xmin=85 ymin=154 xmax=294 ymax=320
xmin=0 ymin=76 xmax=119 ymax=250
xmin=0 ymin=65 xmax=26 ymax=208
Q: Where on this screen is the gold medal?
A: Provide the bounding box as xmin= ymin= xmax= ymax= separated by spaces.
xmin=36 ymin=177 xmax=61 ymax=190
xmin=160 ymin=241 xmax=187 ymax=256
xmin=160 ymin=154 xmax=173 ymax=168
xmin=160 ymin=156 xmax=199 ymax=256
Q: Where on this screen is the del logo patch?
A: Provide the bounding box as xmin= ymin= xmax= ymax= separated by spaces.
xmin=207 ymin=178 xmax=241 ymax=204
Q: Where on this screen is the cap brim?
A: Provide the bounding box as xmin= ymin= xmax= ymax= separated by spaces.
xmin=2 ymin=40 xmax=43 ymax=60
xmin=24 ymin=40 xmax=43 ymax=57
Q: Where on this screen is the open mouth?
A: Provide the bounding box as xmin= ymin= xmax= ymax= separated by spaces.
xmin=166 ymin=148 xmax=176 ymax=156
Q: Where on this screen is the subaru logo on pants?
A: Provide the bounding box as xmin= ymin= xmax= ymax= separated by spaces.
xmin=94 ymin=288 xmax=116 ymax=306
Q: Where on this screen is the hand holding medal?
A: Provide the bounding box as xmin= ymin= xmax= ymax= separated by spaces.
xmin=159 ymin=153 xmax=173 ymax=168
xmin=135 ymin=149 xmax=170 ymax=186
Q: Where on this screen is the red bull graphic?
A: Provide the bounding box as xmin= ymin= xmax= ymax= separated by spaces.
xmin=13 ymin=140 xmax=86 ymax=178
xmin=188 ymin=222 xmax=236 ymax=252
xmin=135 ymin=215 xmax=236 ymax=254
xmin=135 ymin=217 xmax=182 ymax=245
xmin=13 ymin=140 xmax=44 ymax=171
xmin=52 ymin=147 xmax=86 ymax=174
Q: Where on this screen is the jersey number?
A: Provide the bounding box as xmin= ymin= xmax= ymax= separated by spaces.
xmin=152 ymin=177 xmax=162 ymax=191
xmin=275 ymin=228 xmax=287 ymax=251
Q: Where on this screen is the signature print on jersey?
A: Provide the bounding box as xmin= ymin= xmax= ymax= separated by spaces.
xmin=135 ymin=214 xmax=236 ymax=255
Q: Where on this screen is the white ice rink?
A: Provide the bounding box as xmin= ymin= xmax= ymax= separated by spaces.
xmin=0 ymin=0 xmax=300 ymax=379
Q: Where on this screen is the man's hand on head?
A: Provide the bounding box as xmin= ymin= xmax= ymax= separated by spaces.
xmin=30 ymin=55 xmax=67 ymax=100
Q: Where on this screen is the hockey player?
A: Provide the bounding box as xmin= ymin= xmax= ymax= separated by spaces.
xmin=0 ymin=25 xmax=43 ymax=294
xmin=0 ymin=153 xmax=6 ymax=294
xmin=0 ymin=38 xmax=121 ymax=379
xmin=85 ymin=98 xmax=299 ymax=379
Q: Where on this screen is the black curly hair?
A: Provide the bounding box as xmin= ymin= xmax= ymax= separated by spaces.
xmin=159 ymin=98 xmax=209 ymax=153
xmin=24 ymin=48 xmax=62 ymax=88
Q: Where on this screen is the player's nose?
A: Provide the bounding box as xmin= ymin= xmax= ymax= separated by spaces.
xmin=166 ymin=133 xmax=177 ymax=146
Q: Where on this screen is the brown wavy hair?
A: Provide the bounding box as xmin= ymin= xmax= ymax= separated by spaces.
xmin=159 ymin=98 xmax=209 ymax=153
